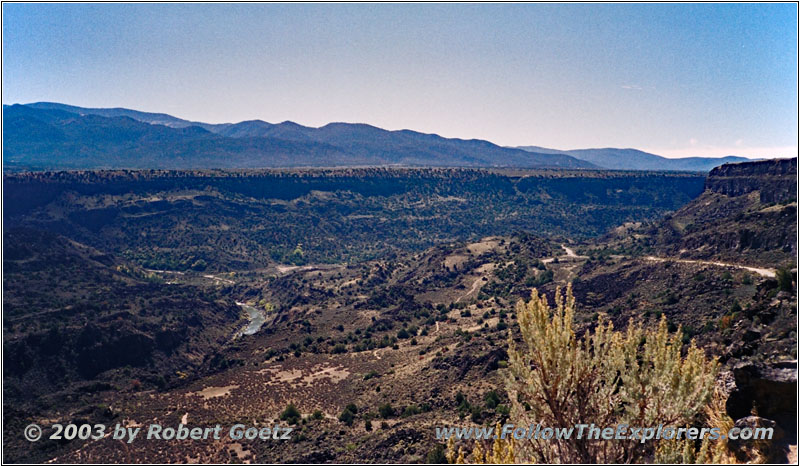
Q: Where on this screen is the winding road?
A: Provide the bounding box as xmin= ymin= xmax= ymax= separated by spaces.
xmin=545 ymin=244 xmax=776 ymax=278
xmin=643 ymin=256 xmax=776 ymax=278
xmin=543 ymin=244 xmax=588 ymax=263
xmin=203 ymin=274 xmax=235 ymax=284
xmin=456 ymin=276 xmax=485 ymax=303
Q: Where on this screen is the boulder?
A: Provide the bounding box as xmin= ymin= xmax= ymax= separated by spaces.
xmin=727 ymin=361 xmax=797 ymax=433
xmin=729 ymin=416 xmax=787 ymax=463
xmin=733 ymin=415 xmax=783 ymax=441
xmin=742 ymin=328 xmax=761 ymax=343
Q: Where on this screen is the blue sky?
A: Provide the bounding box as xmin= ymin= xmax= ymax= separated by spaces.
xmin=2 ymin=3 xmax=797 ymax=158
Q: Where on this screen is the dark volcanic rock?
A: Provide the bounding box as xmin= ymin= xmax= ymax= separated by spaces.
xmin=706 ymin=158 xmax=797 ymax=203
xmin=432 ymin=346 xmax=508 ymax=379
xmin=290 ymin=449 xmax=335 ymax=463
xmin=727 ymin=361 xmax=797 ymax=432
xmin=651 ymin=158 xmax=797 ymax=265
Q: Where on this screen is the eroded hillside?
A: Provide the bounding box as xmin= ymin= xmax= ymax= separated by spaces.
xmin=3 ymin=168 xmax=704 ymax=268
xmin=2 ymin=161 xmax=796 ymax=463
xmin=650 ymin=158 xmax=797 ymax=266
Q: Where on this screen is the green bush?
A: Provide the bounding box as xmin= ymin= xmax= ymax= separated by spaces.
xmin=777 ymin=267 xmax=794 ymax=292
xmin=401 ymin=405 xmax=421 ymax=417
xmin=427 ymin=444 xmax=448 ymax=464
xmin=484 ymin=390 xmax=500 ymax=409
xmin=378 ymin=403 xmax=395 ymax=419
xmin=338 ymin=408 xmax=355 ymax=426
xmin=280 ymin=403 xmax=301 ymax=425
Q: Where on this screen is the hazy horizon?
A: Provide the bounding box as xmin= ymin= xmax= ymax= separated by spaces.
xmin=3 ymin=3 xmax=797 ymax=159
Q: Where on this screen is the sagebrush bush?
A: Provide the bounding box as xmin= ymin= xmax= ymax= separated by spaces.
xmin=450 ymin=284 xmax=724 ymax=464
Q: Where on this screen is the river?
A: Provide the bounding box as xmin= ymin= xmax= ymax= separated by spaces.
xmin=234 ymin=302 xmax=267 ymax=338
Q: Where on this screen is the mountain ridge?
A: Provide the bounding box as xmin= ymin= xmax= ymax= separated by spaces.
xmin=517 ymin=145 xmax=754 ymax=171
xmin=4 ymin=103 xmax=594 ymax=171
xmin=6 ymin=102 xmax=763 ymax=172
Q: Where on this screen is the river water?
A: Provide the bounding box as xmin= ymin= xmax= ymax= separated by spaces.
xmin=234 ymin=302 xmax=267 ymax=338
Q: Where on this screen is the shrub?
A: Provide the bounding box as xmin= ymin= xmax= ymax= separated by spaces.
xmin=338 ymin=408 xmax=355 ymax=426
xmin=469 ymin=406 xmax=483 ymax=423
xmin=718 ymin=314 xmax=734 ymax=330
xmin=452 ymin=285 xmax=720 ymax=463
xmin=401 ymin=404 xmax=421 ymax=417
xmin=447 ymin=424 xmax=514 ymax=464
xmin=280 ymin=403 xmax=301 ymax=425
xmin=483 ymin=390 xmax=500 ymax=409
xmin=510 ymin=285 xmax=718 ymax=462
xmin=777 ymin=267 xmax=794 ymax=292
xmin=378 ymin=403 xmax=395 ymax=419
xmin=426 ymin=444 xmax=448 ymax=464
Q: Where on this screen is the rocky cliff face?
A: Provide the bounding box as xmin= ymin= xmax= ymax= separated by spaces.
xmin=651 ymin=158 xmax=797 ymax=267
xmin=706 ymin=158 xmax=797 ymax=203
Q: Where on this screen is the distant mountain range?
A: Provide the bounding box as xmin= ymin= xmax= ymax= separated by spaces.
xmin=516 ymin=146 xmax=752 ymax=172
xmin=3 ymin=102 xmax=754 ymax=171
xmin=2 ymin=103 xmax=592 ymax=171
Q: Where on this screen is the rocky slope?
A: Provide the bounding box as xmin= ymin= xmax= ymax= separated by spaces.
xmin=3 ymin=168 xmax=704 ymax=269
xmin=2 ymin=228 xmax=244 ymax=462
xmin=567 ymin=159 xmax=797 ymax=459
xmin=650 ymin=158 xmax=797 ymax=267
xmin=2 ymin=160 xmax=795 ymax=463
xmin=705 ymin=158 xmax=797 ymax=203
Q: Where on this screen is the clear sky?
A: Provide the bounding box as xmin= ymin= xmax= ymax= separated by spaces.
xmin=3 ymin=3 xmax=797 ymax=158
